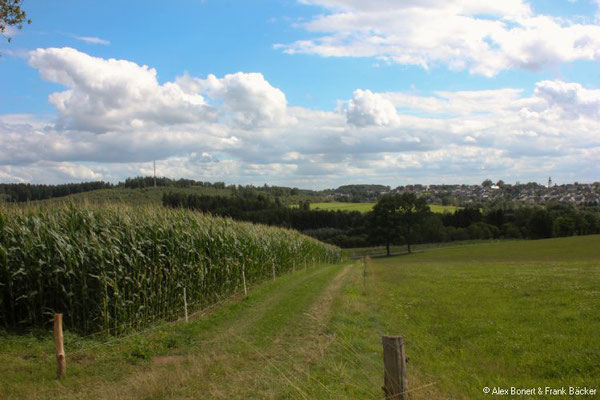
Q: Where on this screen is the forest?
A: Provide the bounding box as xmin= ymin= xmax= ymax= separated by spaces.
xmin=162 ymin=190 xmax=600 ymax=248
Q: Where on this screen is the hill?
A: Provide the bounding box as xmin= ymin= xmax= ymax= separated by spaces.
xmin=18 ymin=185 xmax=320 ymax=208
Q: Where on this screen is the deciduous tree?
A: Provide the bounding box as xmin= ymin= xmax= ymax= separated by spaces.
xmin=1 ymin=0 xmax=30 ymax=45
xmin=369 ymin=193 xmax=430 ymax=255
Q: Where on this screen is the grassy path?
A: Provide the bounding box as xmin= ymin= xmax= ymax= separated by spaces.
xmin=2 ymin=262 xmax=389 ymax=399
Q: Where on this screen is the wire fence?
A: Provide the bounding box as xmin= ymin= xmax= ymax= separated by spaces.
xmin=66 ymin=269 xmax=285 ymax=355
xmin=17 ymin=257 xmax=440 ymax=399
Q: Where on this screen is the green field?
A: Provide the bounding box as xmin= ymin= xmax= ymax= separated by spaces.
xmin=23 ymin=186 xmax=321 ymax=207
xmin=17 ymin=186 xmax=230 ymax=207
xmin=342 ymin=239 xmax=508 ymax=258
xmin=366 ymin=235 xmax=600 ymax=398
xmin=1 ymin=236 xmax=599 ymax=399
xmin=294 ymin=201 xmax=460 ymax=213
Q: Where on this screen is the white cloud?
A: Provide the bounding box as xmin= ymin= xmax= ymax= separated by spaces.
xmin=344 ymin=89 xmax=399 ymax=127
xmin=279 ymin=0 xmax=600 ymax=76
xmin=0 ymin=161 xmax=103 ymax=183
xmin=2 ymin=48 xmax=599 ymax=186
xmin=74 ymin=36 xmax=110 ymax=45
xmin=28 ymin=47 xmax=215 ymax=133
xmin=28 ymin=47 xmax=294 ymax=133
xmin=177 ymin=72 xmax=292 ymax=129
xmin=534 ymin=80 xmax=600 ymax=119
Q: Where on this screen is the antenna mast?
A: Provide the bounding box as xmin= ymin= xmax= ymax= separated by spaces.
xmin=153 ymin=160 xmax=157 ymax=188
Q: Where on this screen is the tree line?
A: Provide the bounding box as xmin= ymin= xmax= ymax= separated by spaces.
xmin=162 ymin=190 xmax=365 ymax=232
xmin=0 ymin=176 xmax=227 ymax=202
xmin=0 ymin=176 xmax=313 ymax=203
xmin=163 ymin=191 xmax=600 ymax=250
xmin=0 ymin=181 xmax=113 ymax=202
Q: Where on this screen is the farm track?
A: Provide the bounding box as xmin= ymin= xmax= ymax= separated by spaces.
xmin=65 ymin=263 xmax=352 ymax=400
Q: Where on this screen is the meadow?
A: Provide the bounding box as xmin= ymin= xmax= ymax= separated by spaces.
xmin=28 ymin=186 xmax=321 ymax=207
xmin=295 ymin=201 xmax=460 ymax=214
xmin=2 ymin=235 xmax=598 ymax=399
xmin=365 ymin=235 xmax=600 ymax=398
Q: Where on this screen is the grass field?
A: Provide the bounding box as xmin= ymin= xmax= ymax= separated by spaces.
xmin=25 ymin=186 xmax=323 ymax=207
xmin=341 ymin=239 xmax=508 ymax=258
xmin=1 ymin=235 xmax=598 ymax=399
xmin=28 ymin=186 xmax=231 ymax=206
xmin=367 ymin=235 xmax=600 ymax=398
xmin=296 ymin=201 xmax=460 ymax=213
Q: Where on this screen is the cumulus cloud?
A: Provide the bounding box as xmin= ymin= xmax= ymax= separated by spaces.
xmin=28 ymin=47 xmax=215 ymax=132
xmin=278 ymin=0 xmax=600 ymax=76
xmin=344 ymin=89 xmax=399 ymax=127
xmin=177 ymin=72 xmax=292 ymax=129
xmin=534 ymin=80 xmax=600 ymax=119
xmin=2 ymin=48 xmax=599 ymax=186
xmin=27 ymin=48 xmax=296 ymax=135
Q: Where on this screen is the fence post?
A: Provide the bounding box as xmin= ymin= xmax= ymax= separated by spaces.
xmin=242 ymin=266 xmax=248 ymax=296
xmin=54 ymin=313 xmax=66 ymax=378
xmin=183 ymin=287 xmax=188 ymax=323
xmin=272 ymin=261 xmax=276 ymax=281
xmin=382 ymin=335 xmax=408 ymax=400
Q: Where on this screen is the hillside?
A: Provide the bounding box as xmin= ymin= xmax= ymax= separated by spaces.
xmin=36 ymin=186 xmax=231 ymax=206
xmin=2 ymin=235 xmax=598 ymax=399
xmin=19 ymin=186 xmax=321 ymax=208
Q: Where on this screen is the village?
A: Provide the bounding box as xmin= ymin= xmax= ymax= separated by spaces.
xmin=326 ymin=180 xmax=600 ymax=207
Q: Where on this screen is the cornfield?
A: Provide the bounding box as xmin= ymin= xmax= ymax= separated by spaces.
xmin=0 ymin=204 xmax=341 ymax=334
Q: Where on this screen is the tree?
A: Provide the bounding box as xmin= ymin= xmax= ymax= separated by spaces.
xmin=1 ymin=0 xmax=31 ymax=44
xmin=369 ymin=193 xmax=430 ymax=255
xmin=368 ymin=194 xmax=402 ymax=256
xmin=299 ymin=199 xmax=310 ymax=211
xmin=395 ymin=192 xmax=430 ymax=253
xmin=481 ymin=179 xmax=493 ymax=187
xmin=528 ymin=208 xmax=553 ymax=239
xmin=553 ymin=216 xmax=576 ymax=237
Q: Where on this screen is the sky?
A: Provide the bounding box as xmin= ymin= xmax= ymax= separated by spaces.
xmin=1 ymin=0 xmax=599 ymax=188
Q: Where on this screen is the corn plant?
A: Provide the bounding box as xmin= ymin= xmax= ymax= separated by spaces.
xmin=0 ymin=204 xmax=341 ymax=334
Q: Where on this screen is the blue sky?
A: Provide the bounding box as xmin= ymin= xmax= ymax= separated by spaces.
xmin=1 ymin=0 xmax=599 ymax=187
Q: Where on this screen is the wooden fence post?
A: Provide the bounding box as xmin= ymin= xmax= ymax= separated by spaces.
xmin=242 ymin=267 xmax=248 ymax=296
xmin=382 ymin=335 xmax=408 ymax=400
xmin=54 ymin=313 xmax=66 ymax=378
xmin=272 ymin=261 xmax=276 ymax=281
xmin=183 ymin=287 xmax=188 ymax=323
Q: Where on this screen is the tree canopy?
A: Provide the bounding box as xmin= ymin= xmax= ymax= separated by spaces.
xmin=1 ymin=0 xmax=30 ymax=44
xmin=369 ymin=192 xmax=430 ymax=255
